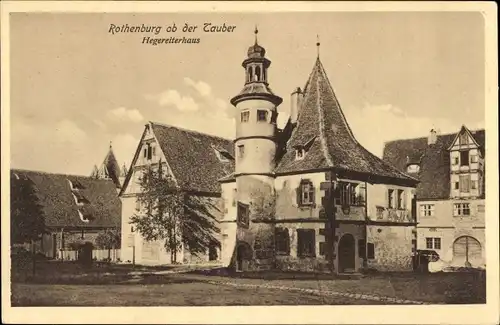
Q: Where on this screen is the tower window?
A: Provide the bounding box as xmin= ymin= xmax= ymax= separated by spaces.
xmin=238 ymin=145 xmax=245 ymax=159
xmin=241 ymin=111 xmax=250 ymax=123
xmin=247 ymin=67 xmax=252 ymax=82
xmin=257 ymin=110 xmax=268 ymax=122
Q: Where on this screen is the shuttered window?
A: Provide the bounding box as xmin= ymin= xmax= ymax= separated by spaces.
xmin=367 ymin=243 xmax=375 ymax=259
xmin=297 ymin=179 xmax=315 ymax=206
xmin=460 ymin=175 xmax=470 ymax=193
xmin=275 ymin=227 xmax=290 ymax=255
xmin=297 ymin=229 xmax=316 ymax=257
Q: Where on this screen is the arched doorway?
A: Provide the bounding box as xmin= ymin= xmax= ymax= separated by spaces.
xmin=235 ymin=242 xmax=253 ymax=272
xmin=338 ymin=234 xmax=356 ymax=273
xmin=453 ymin=236 xmax=482 ymax=267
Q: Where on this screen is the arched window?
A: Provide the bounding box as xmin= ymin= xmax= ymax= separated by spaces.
xmin=255 ymin=65 xmax=261 ymax=81
xmin=247 ymin=67 xmax=252 ymax=82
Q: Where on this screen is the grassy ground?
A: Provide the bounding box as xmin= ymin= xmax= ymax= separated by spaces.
xmin=10 ymin=259 xmax=486 ymax=306
xmin=188 ymin=269 xmax=486 ymax=304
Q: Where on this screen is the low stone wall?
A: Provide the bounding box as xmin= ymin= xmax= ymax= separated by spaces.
xmin=275 ymin=256 xmax=330 ymax=273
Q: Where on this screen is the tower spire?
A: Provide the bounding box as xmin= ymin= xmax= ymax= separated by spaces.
xmin=316 ymin=34 xmax=320 ymax=58
xmin=254 ymin=25 xmax=259 ymax=44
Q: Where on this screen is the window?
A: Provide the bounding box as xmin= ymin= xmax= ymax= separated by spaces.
xmin=420 ymin=204 xmax=435 ymax=217
xmin=454 ymin=203 xmax=470 ymax=216
xmin=367 ymin=243 xmax=375 ymax=259
xmin=143 ymin=148 xmax=147 ymax=158
xmin=232 ymin=188 xmax=237 ymax=207
xmin=426 ymin=237 xmax=441 ymax=249
xmin=454 ymin=181 xmax=460 ymax=190
xmin=147 ymin=143 xmax=152 ymax=160
xmin=459 ymin=175 xmax=470 ymax=193
xmin=270 ymin=111 xmax=277 ymax=124
xmin=460 ymin=151 xmax=469 ymax=166
xmin=241 ymin=111 xmax=250 ymax=123
xmin=238 ymin=145 xmax=245 ymax=159
xmin=397 ymin=190 xmax=405 ymax=209
xmin=297 ymin=179 xmax=315 ymax=206
xmin=412 ymin=239 xmax=417 ymax=253
xmin=237 ymin=202 xmax=250 ymax=228
xmin=257 ymin=110 xmax=268 ymax=122
xmin=358 ymin=239 xmax=366 ymax=258
xmin=338 ymin=182 xmax=361 ymax=206
xmin=452 ymin=156 xmax=459 ymax=165
xmin=275 ymin=227 xmax=290 ymax=255
xmin=471 ymin=180 xmax=478 ymax=190
xmin=388 ymin=189 xmax=395 ymax=209
xmin=471 ymin=154 xmax=478 ymax=163
xmin=459 ymin=133 xmax=469 ymax=145
xmin=295 ymin=148 xmax=305 ymax=160
xmin=297 ymin=229 xmax=315 ymax=257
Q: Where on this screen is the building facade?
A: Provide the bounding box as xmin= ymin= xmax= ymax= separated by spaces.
xmin=383 ymin=126 xmax=486 ymax=268
xmin=218 ymin=31 xmax=419 ymax=273
xmin=119 ymin=122 xmax=232 ymax=265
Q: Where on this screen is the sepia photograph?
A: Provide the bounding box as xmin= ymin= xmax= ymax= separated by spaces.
xmin=1 ymin=1 xmax=498 ymax=324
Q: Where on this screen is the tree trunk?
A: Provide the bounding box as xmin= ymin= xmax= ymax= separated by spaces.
xmin=31 ymin=239 xmax=36 ymax=277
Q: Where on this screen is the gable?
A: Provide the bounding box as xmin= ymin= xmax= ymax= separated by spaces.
xmin=448 ymin=125 xmax=480 ymax=151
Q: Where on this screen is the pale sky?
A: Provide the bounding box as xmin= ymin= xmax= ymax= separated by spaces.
xmin=10 ymin=12 xmax=485 ymax=176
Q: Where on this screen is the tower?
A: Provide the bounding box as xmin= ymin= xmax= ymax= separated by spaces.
xmin=230 ymin=28 xmax=283 ymax=271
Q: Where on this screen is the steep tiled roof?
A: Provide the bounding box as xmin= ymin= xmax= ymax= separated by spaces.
xmin=98 ymin=146 xmax=122 ymax=188
xmin=382 ymin=128 xmax=485 ymax=200
xmin=150 ymin=122 xmax=235 ymax=193
xmin=274 ymin=58 xmax=416 ymax=184
xmin=11 ymin=169 xmax=121 ymax=229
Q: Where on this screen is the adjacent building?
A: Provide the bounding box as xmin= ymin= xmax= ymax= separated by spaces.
xmin=383 ymin=126 xmax=486 ymax=268
xmin=119 ymin=123 xmax=233 ymax=265
xmin=10 ymin=145 xmax=123 ymax=260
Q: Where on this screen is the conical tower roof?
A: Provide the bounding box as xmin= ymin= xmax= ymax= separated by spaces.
xmin=275 ymin=57 xmax=416 ymax=184
xmin=99 ymin=144 xmax=122 ymax=188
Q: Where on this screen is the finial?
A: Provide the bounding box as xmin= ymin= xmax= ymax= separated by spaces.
xmin=316 ymin=34 xmax=320 ymax=58
xmin=254 ymin=25 xmax=259 ymax=44
xmin=109 ymin=140 xmax=112 ymax=149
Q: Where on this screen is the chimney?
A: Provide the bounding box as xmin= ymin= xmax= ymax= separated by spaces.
xmin=428 ymin=129 xmax=437 ymax=145
xmin=290 ymin=87 xmax=303 ymax=124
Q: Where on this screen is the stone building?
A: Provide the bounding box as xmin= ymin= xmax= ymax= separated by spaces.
xmin=218 ymin=31 xmax=419 ymax=273
xmin=383 ymin=126 xmax=486 ymax=268
xmin=120 ymin=31 xmax=420 ymax=272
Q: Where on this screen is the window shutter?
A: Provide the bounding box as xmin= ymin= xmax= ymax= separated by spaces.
xmin=310 ymin=184 xmax=315 ymax=205
xmin=296 ymin=184 xmax=302 ymax=206
xmin=385 ymin=189 xmax=390 ymax=208
xmin=402 ymin=190 xmax=407 ymax=209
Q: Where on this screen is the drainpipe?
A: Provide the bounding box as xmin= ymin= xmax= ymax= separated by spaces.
xmin=364 ymin=181 xmax=368 ymax=269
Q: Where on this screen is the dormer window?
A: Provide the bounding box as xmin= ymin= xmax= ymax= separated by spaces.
xmin=68 ymin=179 xmax=85 ymax=190
xmin=78 ymin=209 xmax=90 ymax=223
xmin=72 ymin=191 xmax=89 ymax=205
xmin=295 ymin=148 xmax=305 ymax=160
xmin=213 ymin=147 xmax=232 ymax=162
xmin=257 ymin=110 xmax=268 ymax=122
xmin=406 ymin=164 xmax=420 ymax=173
xmin=241 ymin=111 xmax=250 ymax=123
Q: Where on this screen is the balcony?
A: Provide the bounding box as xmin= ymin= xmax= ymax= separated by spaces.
xmin=374 ymin=206 xmax=414 ymax=223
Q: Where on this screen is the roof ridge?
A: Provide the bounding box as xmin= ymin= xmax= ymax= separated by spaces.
xmin=315 ymin=63 xmax=334 ymax=167
xmin=149 ymin=121 xmax=234 ymax=142
xmin=384 ymin=128 xmax=485 ymax=144
xmin=316 ymin=58 xmax=358 ymax=144
xmin=11 ymin=168 xmax=116 ymax=181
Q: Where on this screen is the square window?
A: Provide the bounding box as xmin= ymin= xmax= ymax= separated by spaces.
xmin=297 ymin=229 xmax=315 ymax=257
xmin=237 ymin=202 xmax=250 ymax=228
xmin=298 ymin=180 xmax=315 ymax=206
xmin=471 ymin=155 xmax=478 ymax=163
xmin=434 ymin=238 xmax=441 ymax=250
xmin=257 ymin=110 xmax=268 ymax=122
xmin=471 ymin=180 xmax=477 ymax=190
xmin=454 ymin=182 xmax=460 ymax=190
xmin=426 ymin=237 xmax=433 ymax=249
xmin=241 ymin=111 xmax=250 ymax=123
